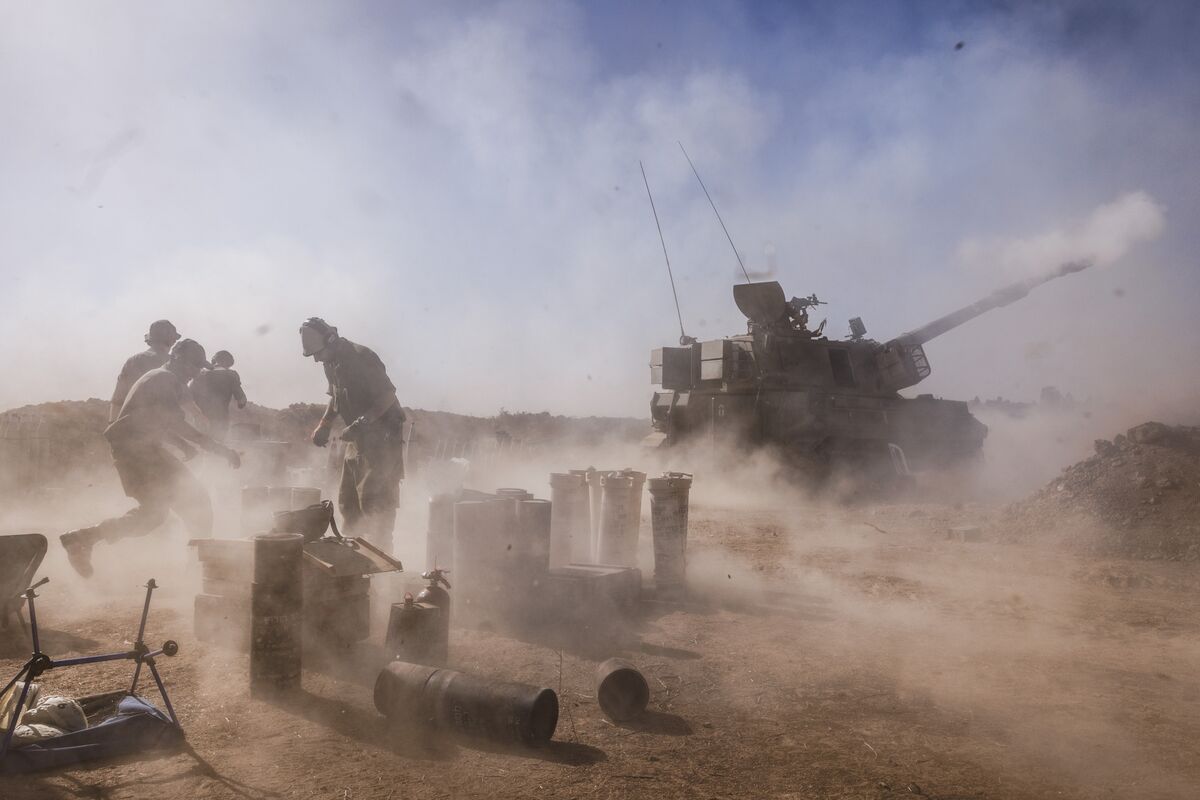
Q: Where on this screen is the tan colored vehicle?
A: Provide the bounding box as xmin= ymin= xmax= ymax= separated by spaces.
xmin=647 ymin=261 xmax=1092 ymax=481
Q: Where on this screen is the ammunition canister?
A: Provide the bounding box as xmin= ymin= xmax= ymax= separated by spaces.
xmin=374 ymin=660 xmax=558 ymax=745
xmin=648 ymin=473 xmax=693 ymax=596
xmin=249 ymin=533 xmax=303 ymax=696
xmin=451 ymin=498 xmax=508 ymax=626
xmin=597 ymin=473 xmax=637 ymax=567
xmin=549 ymin=472 xmax=588 ymax=568
xmin=595 ymin=657 xmax=650 ymax=721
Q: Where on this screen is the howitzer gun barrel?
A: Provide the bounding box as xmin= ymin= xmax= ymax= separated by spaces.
xmin=897 ymin=259 xmax=1092 ymax=347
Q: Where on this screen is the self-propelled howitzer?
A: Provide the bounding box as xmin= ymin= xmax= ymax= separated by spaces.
xmin=645 ymin=260 xmax=1093 ymax=477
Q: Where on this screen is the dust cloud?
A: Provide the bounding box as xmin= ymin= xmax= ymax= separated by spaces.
xmin=2 ymin=2 xmax=1199 ymax=798
xmin=958 ymin=191 xmax=1165 ymax=280
xmin=663 ymin=444 xmax=1200 ymax=798
xmin=3 ymin=410 xmax=1199 ymax=797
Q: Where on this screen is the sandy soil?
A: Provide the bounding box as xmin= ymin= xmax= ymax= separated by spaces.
xmin=2 ymin=500 xmax=1199 ymax=800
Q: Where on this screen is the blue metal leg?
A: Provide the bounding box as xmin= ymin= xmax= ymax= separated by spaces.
xmin=129 ymin=579 xmax=157 ymax=695
xmin=147 ymin=661 xmax=178 ymax=726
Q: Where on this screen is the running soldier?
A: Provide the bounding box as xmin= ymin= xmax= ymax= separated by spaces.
xmin=61 ymin=339 xmax=241 ymax=577
xmin=109 ymin=319 xmax=181 ymax=422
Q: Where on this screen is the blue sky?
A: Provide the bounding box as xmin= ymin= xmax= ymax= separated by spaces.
xmin=1 ymin=0 xmax=1197 ymax=417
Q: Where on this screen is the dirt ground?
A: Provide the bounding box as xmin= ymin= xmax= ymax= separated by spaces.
xmin=2 ymin=499 xmax=1199 ymax=800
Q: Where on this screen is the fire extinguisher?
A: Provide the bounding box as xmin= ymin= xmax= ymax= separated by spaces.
xmin=416 ymin=568 xmax=451 ymax=665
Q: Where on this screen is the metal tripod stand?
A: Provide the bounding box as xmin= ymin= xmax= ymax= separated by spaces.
xmin=0 ymin=577 xmax=180 ymax=759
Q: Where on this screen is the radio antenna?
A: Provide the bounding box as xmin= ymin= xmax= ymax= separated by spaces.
xmin=678 ymin=141 xmax=751 ymax=284
xmin=639 ymin=160 xmax=689 ymax=344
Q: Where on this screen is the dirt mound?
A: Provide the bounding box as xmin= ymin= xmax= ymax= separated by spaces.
xmin=1004 ymin=422 xmax=1200 ymax=560
xmin=0 ymin=400 xmax=113 ymax=491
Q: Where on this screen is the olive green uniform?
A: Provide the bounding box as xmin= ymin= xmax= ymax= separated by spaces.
xmin=323 ymin=337 xmax=405 ymax=551
xmin=87 ymin=367 xmax=213 ymax=544
xmin=190 ymin=366 xmax=247 ymax=439
xmin=109 ymin=347 xmax=171 ymax=422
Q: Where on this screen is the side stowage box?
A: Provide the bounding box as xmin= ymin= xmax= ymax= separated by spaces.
xmin=699 ymin=339 xmax=733 ymax=382
xmin=650 ymin=347 xmax=693 ymax=390
xmin=699 ymin=339 xmax=732 ymax=361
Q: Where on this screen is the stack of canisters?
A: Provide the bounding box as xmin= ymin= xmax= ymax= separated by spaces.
xmin=549 ymin=468 xmax=646 ymax=569
xmin=426 ymin=474 xmax=656 ymax=630
xmin=544 ymin=468 xmax=645 ymax=619
xmin=192 ymin=486 xmax=401 ymax=650
xmin=547 ymin=468 xmax=694 ymax=605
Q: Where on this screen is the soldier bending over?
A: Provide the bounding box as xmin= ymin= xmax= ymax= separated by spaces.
xmin=301 ymin=317 xmax=405 ymax=552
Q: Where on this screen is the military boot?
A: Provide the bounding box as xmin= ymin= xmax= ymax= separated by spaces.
xmin=59 ymin=528 xmax=100 ymax=578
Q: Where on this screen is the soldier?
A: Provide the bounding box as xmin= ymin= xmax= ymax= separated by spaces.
xmin=60 ymin=339 xmax=241 ymax=578
xmin=110 ymin=319 xmax=181 ymax=422
xmin=190 ymin=350 xmax=248 ymax=439
xmin=301 ymin=317 xmax=405 ymax=552
xmin=785 ymin=294 xmax=826 ymax=338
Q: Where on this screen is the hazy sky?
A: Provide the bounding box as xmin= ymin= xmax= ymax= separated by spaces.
xmin=2 ymin=0 xmax=1197 ymax=417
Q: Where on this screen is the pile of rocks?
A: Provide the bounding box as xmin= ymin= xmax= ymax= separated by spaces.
xmin=1004 ymin=422 xmax=1200 ymax=560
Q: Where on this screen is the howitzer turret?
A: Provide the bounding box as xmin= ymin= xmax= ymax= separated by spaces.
xmin=646 ymin=258 xmax=1098 ymax=482
xmin=874 ymin=259 xmax=1092 ymax=392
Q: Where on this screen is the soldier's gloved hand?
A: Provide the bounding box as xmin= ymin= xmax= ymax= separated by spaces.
xmin=340 ymin=416 xmax=367 ymax=443
xmin=311 ymin=422 xmax=332 ymax=448
xmin=225 ymin=448 xmax=242 ymax=469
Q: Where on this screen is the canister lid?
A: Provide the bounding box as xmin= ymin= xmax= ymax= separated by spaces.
xmin=648 ymin=472 xmax=693 ymax=492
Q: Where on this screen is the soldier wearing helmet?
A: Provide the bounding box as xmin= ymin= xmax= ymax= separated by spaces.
xmin=301 ymin=317 xmax=406 ymax=552
xmin=109 ymin=319 xmax=182 ymax=422
xmin=189 ymin=349 xmax=248 ymax=439
xmin=60 ymin=339 xmax=242 ymax=577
